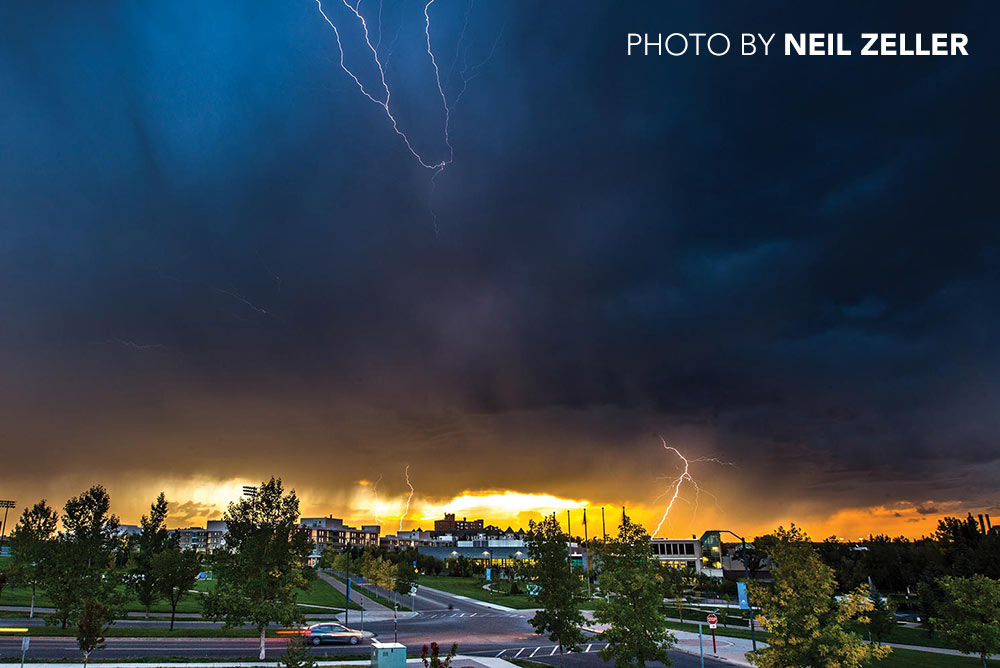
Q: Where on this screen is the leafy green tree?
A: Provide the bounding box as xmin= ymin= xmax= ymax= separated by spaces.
xmin=934 ymin=575 xmax=1000 ymax=668
xmin=204 ymin=477 xmax=314 ymax=660
xmin=41 ymin=486 xmax=123 ymax=629
xmin=867 ymin=583 xmax=896 ymax=645
xmin=661 ymin=565 xmax=687 ymax=622
xmin=153 ymin=538 xmax=202 ymax=630
xmin=280 ymin=633 xmax=316 ymax=668
xmin=936 ymin=516 xmax=983 ymax=577
xmin=7 ymin=499 xmax=59 ymax=618
xmin=593 ymin=515 xmax=674 ymax=668
xmin=129 ymin=493 xmax=171 ymax=618
xmin=394 ymin=560 xmax=418 ymax=596
xmin=735 ymin=542 xmax=767 ymax=582
xmin=747 ymin=525 xmax=890 ymax=668
xmin=916 ymin=577 xmax=944 ymax=637
xmin=524 ymin=515 xmax=585 ymax=657
xmin=77 ymin=596 xmax=112 ymax=668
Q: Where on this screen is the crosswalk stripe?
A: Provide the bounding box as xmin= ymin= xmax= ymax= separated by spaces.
xmin=550 ymin=647 xmax=558 ymax=656
xmin=586 ymin=644 xmax=592 ymax=653
xmin=530 ymin=647 xmax=540 ymax=657
xmin=514 ymin=648 xmax=525 ymax=658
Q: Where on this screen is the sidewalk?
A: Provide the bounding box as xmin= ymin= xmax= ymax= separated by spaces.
xmin=581 ymin=612 xmax=760 ymax=666
xmin=317 ymin=570 xmax=392 ymax=614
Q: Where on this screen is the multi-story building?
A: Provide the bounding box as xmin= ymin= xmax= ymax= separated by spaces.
xmin=433 ymin=513 xmax=484 ymax=534
xmin=206 ymin=520 xmax=228 ymax=551
xmin=651 ymin=537 xmax=702 ymax=572
xmin=169 ymin=521 xmax=227 ymax=553
xmin=299 ymin=517 xmax=380 ymax=561
xmin=174 ymin=526 xmax=211 ymax=552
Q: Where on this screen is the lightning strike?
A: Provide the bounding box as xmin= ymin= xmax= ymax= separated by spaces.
xmin=399 ymin=464 xmax=415 ymax=531
xmin=314 ymin=0 xmax=452 ymax=172
xmin=314 ymin=0 xmax=504 ymax=231
xmin=109 ymin=338 xmax=164 ymax=351
xmin=213 ymin=287 xmax=273 ymax=317
xmin=652 ymin=436 xmax=731 ymax=537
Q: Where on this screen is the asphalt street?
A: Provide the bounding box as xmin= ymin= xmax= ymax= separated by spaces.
xmin=0 ymin=586 xmax=727 ymax=666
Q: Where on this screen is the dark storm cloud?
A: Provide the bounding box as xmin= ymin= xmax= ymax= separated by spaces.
xmin=1 ymin=1 xmax=998 ymax=527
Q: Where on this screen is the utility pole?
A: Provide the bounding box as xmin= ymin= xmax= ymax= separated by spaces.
xmin=721 ymin=530 xmax=757 ymax=652
xmin=601 ymin=507 xmax=606 ymax=541
xmin=583 ymin=508 xmax=591 ymax=599
xmin=344 ymin=549 xmax=351 ymax=626
xmin=0 ymin=500 xmax=15 ymax=558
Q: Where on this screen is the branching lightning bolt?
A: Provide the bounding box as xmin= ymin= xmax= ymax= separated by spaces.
xmin=314 ymin=0 xmax=451 ymax=172
xmin=652 ymin=436 xmax=732 ymax=537
xmin=314 ymin=0 xmax=504 ymax=231
xmin=399 ymin=464 xmax=415 ymax=531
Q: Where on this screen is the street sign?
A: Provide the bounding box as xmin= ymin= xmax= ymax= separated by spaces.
xmin=737 ymin=581 xmax=750 ymax=610
xmin=21 ymin=637 xmax=29 ymax=651
xmin=485 ymin=568 xmax=492 ymax=581
xmin=525 ymin=584 xmax=541 ymax=596
xmin=707 ymin=613 xmax=718 ymax=629
xmin=409 ymin=584 xmax=418 ymax=596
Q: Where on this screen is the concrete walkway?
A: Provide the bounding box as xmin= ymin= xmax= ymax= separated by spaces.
xmin=317 ymin=570 xmax=392 ymax=614
xmin=581 ymin=612 xmax=761 ymax=666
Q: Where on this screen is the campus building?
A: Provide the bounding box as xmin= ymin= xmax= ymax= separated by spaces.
xmin=171 ymin=520 xmax=228 ymax=553
xmin=651 ymin=537 xmax=702 ymax=572
xmin=299 ymin=516 xmax=380 ymax=562
xmin=433 ymin=513 xmax=484 ymax=533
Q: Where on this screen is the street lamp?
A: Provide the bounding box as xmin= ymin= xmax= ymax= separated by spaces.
xmin=719 ymin=529 xmax=756 ymax=652
xmin=0 ymin=500 xmax=15 ymax=557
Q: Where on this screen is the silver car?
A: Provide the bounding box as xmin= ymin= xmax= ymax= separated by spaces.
xmin=304 ymin=622 xmax=363 ymax=645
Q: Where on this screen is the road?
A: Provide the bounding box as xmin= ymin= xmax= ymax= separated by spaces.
xmin=0 ymin=586 xmax=726 ymax=666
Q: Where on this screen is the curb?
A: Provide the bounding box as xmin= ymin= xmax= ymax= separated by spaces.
xmin=416 ymin=586 xmax=518 ymax=613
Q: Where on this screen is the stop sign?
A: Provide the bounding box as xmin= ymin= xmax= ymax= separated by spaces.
xmin=707 ymin=613 xmax=718 ymax=629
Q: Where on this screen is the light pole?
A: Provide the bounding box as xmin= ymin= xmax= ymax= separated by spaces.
xmin=483 ymin=551 xmax=491 ymax=598
xmin=0 ymin=500 xmax=16 ymax=558
xmin=719 ymin=529 xmax=756 ymax=652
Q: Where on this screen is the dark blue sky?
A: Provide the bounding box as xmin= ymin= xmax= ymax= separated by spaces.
xmin=1 ymin=1 xmax=997 ymax=533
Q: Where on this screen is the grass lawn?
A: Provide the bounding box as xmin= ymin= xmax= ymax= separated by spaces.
xmin=880 ymin=649 xmax=1000 ymax=667
xmin=848 ymin=622 xmax=957 ymax=651
xmin=419 ymin=575 xmax=540 ymax=610
xmin=325 ymin=571 xmax=409 ymax=611
xmin=2 ymin=574 xmax=356 ymax=617
xmin=297 ymin=575 xmax=358 ymax=610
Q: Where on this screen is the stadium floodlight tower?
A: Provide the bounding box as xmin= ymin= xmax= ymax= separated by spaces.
xmin=0 ymin=500 xmax=16 ymax=555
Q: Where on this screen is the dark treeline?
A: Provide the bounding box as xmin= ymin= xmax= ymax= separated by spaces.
xmin=791 ymin=514 xmax=1000 ymax=595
